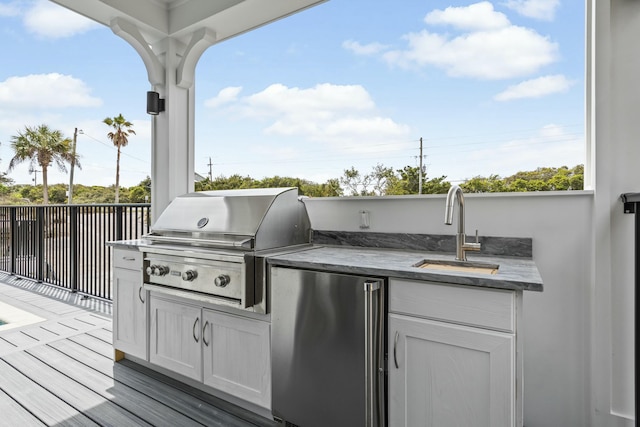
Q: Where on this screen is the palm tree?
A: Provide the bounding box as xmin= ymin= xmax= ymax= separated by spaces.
xmin=103 ymin=114 xmax=136 ymax=203
xmin=8 ymin=124 xmax=79 ymax=204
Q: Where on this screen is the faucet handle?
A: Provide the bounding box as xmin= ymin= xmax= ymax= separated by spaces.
xmin=463 ymin=230 xmax=482 ymax=252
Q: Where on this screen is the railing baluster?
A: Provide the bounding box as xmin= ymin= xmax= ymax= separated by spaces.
xmin=0 ymin=203 xmax=149 ymax=300
xmin=70 ymin=205 xmax=78 ymax=292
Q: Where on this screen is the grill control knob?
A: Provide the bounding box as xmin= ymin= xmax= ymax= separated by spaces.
xmin=214 ymin=274 xmax=230 ymax=288
xmin=155 ymin=265 xmax=170 ymax=276
xmin=147 ymin=265 xmax=170 ymax=276
xmin=182 ymin=270 xmax=198 ymax=281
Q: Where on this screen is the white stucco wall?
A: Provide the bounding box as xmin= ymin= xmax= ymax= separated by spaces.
xmin=304 ymin=191 xmax=593 ymax=427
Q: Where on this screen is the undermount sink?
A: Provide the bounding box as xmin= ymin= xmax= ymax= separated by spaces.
xmin=413 ymin=259 xmax=499 ymax=275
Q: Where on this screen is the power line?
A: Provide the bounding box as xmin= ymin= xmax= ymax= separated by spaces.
xmin=79 ymin=132 xmax=150 ymax=164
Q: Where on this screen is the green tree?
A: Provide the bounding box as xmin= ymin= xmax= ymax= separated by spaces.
xmin=103 ymin=114 xmax=135 ymax=203
xmin=127 ymin=176 xmax=151 ymax=203
xmin=422 ymin=176 xmax=451 ymax=194
xmin=387 ymin=166 xmax=419 ymax=195
xmin=312 ymin=178 xmax=343 ymax=197
xmin=49 ymin=184 xmax=68 ymax=204
xmin=340 ymin=167 xmax=373 ymax=196
xmin=462 ymin=175 xmax=505 ymax=193
xmin=340 ymin=165 xmax=394 ymax=196
xmin=127 ymin=186 xmax=148 ymax=203
xmin=7 ymin=124 xmax=79 ymax=204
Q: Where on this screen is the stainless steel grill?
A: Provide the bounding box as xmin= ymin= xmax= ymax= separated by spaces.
xmin=141 ymin=187 xmax=310 ymax=313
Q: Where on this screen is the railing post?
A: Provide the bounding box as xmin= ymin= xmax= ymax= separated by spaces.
xmin=116 ymin=205 xmax=124 ymax=241
xmin=36 ymin=206 xmax=44 ymax=283
xmin=9 ymin=207 xmax=16 ymax=275
xmin=70 ymin=205 xmax=78 ymax=292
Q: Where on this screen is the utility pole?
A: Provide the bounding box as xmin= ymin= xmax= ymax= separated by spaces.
xmin=207 ymin=157 xmax=213 ymax=181
xmin=68 ymin=128 xmax=81 ymax=204
xmin=418 ymin=137 xmax=424 ymax=194
xmin=29 ymin=167 xmax=40 ymax=186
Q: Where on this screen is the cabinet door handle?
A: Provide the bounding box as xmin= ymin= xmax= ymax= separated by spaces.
xmin=138 ymin=286 xmax=145 ymax=303
xmin=193 ymin=317 xmax=200 ymax=343
xmin=393 ymin=331 xmax=400 ymax=369
xmin=202 ymin=321 xmax=210 ymax=347
xmin=122 ymin=256 xmax=136 ymax=261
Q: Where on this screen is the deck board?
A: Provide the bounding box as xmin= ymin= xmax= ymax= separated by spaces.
xmin=0 ymin=358 xmax=100 ymax=426
xmin=0 ymin=389 xmax=47 ymax=426
xmin=49 ymin=339 xmax=255 ymax=427
xmin=86 ymin=326 xmax=112 ymax=343
xmin=0 ymin=337 xmax=17 ymax=352
xmin=38 ymin=320 xmax=79 ymax=336
xmin=26 ymin=344 xmax=204 ymax=427
xmin=1 ymin=330 xmax=39 ymax=347
xmin=19 ymin=325 xmax=60 ymax=342
xmin=2 ymin=351 xmax=153 ymax=426
xmin=0 ymin=277 xmax=272 ymax=427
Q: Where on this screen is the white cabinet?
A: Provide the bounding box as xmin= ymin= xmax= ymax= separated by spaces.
xmin=388 ymin=278 xmax=522 ymax=427
xmin=148 ymin=293 xmax=271 ymax=409
xmin=149 ymin=296 xmax=202 ymax=380
xmin=202 ymin=310 xmax=271 ymax=409
xmin=112 ymin=248 xmax=146 ymax=360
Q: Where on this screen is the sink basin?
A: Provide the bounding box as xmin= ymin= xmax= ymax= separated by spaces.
xmin=413 ymin=259 xmax=499 ymax=275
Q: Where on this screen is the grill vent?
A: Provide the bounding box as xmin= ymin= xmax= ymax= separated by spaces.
xmin=285 ymin=422 xmax=300 ymax=427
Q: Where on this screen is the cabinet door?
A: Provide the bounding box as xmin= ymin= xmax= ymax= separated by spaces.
xmin=389 ymin=313 xmax=515 ymax=427
xmin=202 ymin=309 xmax=271 ymax=409
xmin=149 ymin=295 xmax=202 ymax=381
xmin=113 ymin=268 xmax=146 ymax=359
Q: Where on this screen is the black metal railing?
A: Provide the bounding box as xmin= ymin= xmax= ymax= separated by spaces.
xmin=0 ymin=204 xmax=150 ymax=300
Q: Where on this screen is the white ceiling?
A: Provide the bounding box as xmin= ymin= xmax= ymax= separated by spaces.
xmin=50 ymin=0 xmax=326 ymax=45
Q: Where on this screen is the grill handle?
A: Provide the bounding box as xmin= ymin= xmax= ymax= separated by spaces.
xmin=145 ymin=234 xmax=253 ymax=249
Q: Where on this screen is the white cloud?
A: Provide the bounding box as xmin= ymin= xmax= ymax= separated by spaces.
xmin=206 ymin=83 xmax=410 ymax=148
xmin=470 ymin=124 xmax=584 ymax=177
xmin=494 ymin=74 xmax=574 ymax=101
xmin=384 ymin=24 xmax=557 ymax=79
xmin=0 ymin=2 xmax=21 ymax=17
xmin=204 ymin=86 xmax=243 ymax=108
xmin=348 ymin=2 xmax=559 ymax=80
xmin=24 ymin=0 xmax=99 ymax=38
xmin=342 ymin=40 xmax=389 ymax=56
xmin=504 ymin=0 xmax=560 ymax=21
xmin=0 ymin=73 xmax=102 ymax=109
xmin=425 ymin=1 xmax=510 ymax=31
xmin=245 ymin=83 xmax=375 ymax=116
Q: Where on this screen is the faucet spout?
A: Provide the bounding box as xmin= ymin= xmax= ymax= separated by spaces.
xmin=444 ymin=185 xmax=481 ymax=261
xmin=444 ymin=185 xmax=464 ymax=232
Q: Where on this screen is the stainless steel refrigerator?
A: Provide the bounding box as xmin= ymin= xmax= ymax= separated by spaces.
xmin=270 ymin=266 xmax=386 ymax=427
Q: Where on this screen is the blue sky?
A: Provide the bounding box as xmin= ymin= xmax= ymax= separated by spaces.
xmin=0 ymin=0 xmax=584 ymax=188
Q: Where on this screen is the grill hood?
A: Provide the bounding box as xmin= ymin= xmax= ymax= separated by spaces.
xmin=147 ymin=187 xmax=311 ymax=251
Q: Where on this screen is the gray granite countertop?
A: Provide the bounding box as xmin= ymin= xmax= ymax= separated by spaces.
xmin=267 ymin=245 xmax=543 ymax=292
xmin=108 ymin=239 xmax=543 ymax=292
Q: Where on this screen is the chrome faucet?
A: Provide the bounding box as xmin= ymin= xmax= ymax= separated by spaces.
xmin=444 ymin=185 xmax=481 ymax=261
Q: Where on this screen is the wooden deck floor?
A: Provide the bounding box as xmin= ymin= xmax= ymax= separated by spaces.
xmin=0 ymin=273 xmax=274 ymax=427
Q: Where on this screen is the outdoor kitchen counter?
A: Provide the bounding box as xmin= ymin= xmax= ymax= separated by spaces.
xmin=266 ymin=245 xmax=543 ymax=292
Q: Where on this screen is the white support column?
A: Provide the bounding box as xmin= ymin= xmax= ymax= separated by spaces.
xmin=149 ymin=37 xmax=193 ymax=221
xmin=591 ymin=0 xmax=638 ymax=425
xmin=110 ymin=18 xmax=216 ymax=222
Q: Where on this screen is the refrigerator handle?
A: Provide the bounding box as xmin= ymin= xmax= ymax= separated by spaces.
xmin=364 ymin=280 xmax=384 ymax=427
xmin=394 ymin=331 xmax=399 ymax=369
